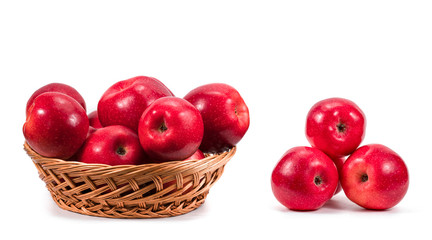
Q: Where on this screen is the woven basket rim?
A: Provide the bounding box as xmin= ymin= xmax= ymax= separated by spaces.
xmin=24 ymin=141 xmax=236 ymax=171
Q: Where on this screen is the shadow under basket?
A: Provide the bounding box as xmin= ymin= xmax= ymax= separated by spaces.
xmin=24 ymin=142 xmax=236 ymax=218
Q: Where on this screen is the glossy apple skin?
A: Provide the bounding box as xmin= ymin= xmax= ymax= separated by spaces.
xmin=76 ymin=125 xmax=148 ymax=166
xmin=87 ymin=126 xmax=97 ymax=137
xmin=184 ymin=149 xmax=205 ymax=160
xmin=341 ymin=144 xmax=409 ymax=210
xmin=184 ymin=83 xmax=249 ymax=153
xmin=23 ymin=92 xmax=89 ymax=159
xmin=26 ymin=83 xmax=86 ymax=117
xmin=88 ymin=110 xmax=103 ymax=128
xmin=97 ymin=76 xmax=173 ymax=132
xmin=138 ymin=97 xmax=204 ymax=162
xmin=147 ymin=149 xmax=205 ymax=163
xmin=332 ymin=156 xmax=346 ymax=195
xmin=271 ymin=146 xmax=339 ymax=211
xmin=306 ymin=98 xmax=366 ymax=158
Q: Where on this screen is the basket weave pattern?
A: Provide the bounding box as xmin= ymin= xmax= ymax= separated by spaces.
xmin=24 ymin=142 xmax=236 ymax=218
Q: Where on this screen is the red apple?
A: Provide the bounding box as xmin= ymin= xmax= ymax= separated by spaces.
xmin=138 ymin=97 xmax=204 ymax=162
xmin=184 ymin=149 xmax=205 ymax=160
xmin=23 ymin=92 xmax=89 ymax=159
xmin=76 ymin=125 xmax=148 ymax=166
xmin=332 ymin=156 xmax=346 ymax=195
xmin=97 ymin=76 xmax=173 ymax=132
xmin=306 ymin=98 xmax=366 ymax=158
xmin=147 ymin=149 xmax=205 ymax=163
xmin=87 ymin=126 xmax=97 ymax=137
xmin=341 ymin=144 xmax=409 ymax=210
xmin=26 ymin=83 xmax=86 ymax=117
xmin=184 ymin=83 xmax=249 ymax=153
xmin=88 ymin=110 xmax=103 ymax=128
xmin=68 ymin=126 xmax=98 ymax=162
xmin=271 ymin=146 xmax=339 ymax=211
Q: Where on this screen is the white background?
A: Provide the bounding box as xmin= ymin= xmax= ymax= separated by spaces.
xmin=1 ymin=1 xmax=431 ymax=239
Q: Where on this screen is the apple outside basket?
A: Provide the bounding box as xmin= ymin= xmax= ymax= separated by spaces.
xmin=24 ymin=142 xmax=236 ymax=218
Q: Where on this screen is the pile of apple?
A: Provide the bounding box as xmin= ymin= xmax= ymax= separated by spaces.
xmin=271 ymin=98 xmax=409 ymax=210
xmin=23 ymin=76 xmax=250 ymax=166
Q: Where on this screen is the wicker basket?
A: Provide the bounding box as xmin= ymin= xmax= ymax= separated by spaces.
xmin=24 ymin=142 xmax=236 ymax=218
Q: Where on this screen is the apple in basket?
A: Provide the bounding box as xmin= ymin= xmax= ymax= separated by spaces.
xmin=147 ymin=144 xmax=205 ymax=163
xmin=185 ymin=149 xmax=205 ymax=160
xmin=184 ymin=83 xmax=250 ymax=153
xmin=25 ymin=82 xmax=87 ymax=117
xmin=138 ymin=97 xmax=204 ymax=162
xmin=97 ymin=76 xmax=173 ymax=132
xmin=23 ymin=92 xmax=89 ymax=159
xmin=24 ymin=79 xmax=249 ymax=166
xmin=88 ymin=110 xmax=103 ymax=128
xmin=75 ymin=125 xmax=149 ymax=166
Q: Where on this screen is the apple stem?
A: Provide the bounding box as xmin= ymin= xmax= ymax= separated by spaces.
xmin=336 ymin=122 xmax=346 ymax=133
xmin=314 ymin=176 xmax=323 ymax=186
xmin=361 ymin=173 xmax=368 ymax=182
xmin=159 ymin=122 xmax=168 ymax=133
xmin=116 ymin=147 xmax=126 ymax=156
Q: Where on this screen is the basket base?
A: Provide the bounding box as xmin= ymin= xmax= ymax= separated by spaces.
xmin=50 ymin=191 xmax=209 ymax=219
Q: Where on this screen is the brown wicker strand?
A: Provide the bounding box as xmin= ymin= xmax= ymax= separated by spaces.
xmin=24 ymin=142 xmax=236 ymax=218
